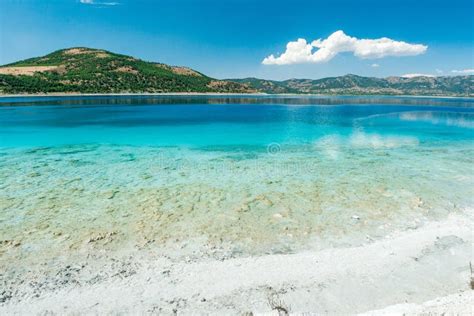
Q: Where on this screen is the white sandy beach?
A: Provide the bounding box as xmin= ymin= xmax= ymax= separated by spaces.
xmin=1 ymin=212 xmax=471 ymax=315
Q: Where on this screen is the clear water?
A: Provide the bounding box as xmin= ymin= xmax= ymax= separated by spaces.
xmin=0 ymin=96 xmax=473 ymax=261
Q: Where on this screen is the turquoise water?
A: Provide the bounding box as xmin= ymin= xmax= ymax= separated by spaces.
xmin=0 ymin=96 xmax=473 ymax=261
xmin=0 ymin=96 xmax=473 ymax=148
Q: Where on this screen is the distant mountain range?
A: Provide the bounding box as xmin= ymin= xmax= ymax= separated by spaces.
xmin=231 ymin=75 xmax=473 ymax=97
xmin=0 ymin=47 xmax=472 ymax=96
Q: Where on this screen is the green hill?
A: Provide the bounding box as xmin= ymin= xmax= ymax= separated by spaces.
xmin=0 ymin=48 xmax=472 ymax=96
xmin=0 ymin=47 xmax=254 ymax=94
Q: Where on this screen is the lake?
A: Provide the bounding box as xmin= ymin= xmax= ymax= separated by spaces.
xmin=0 ymin=95 xmax=473 ymax=259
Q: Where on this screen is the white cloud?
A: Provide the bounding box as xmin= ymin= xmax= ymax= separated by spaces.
xmin=262 ymin=30 xmax=427 ymax=65
xmin=401 ymin=73 xmax=435 ymax=78
xmin=451 ymin=69 xmax=474 ymax=74
xmin=435 ymin=69 xmax=443 ymax=74
xmin=79 ymin=0 xmax=119 ymax=6
xmin=371 ymin=63 xmax=380 ymax=68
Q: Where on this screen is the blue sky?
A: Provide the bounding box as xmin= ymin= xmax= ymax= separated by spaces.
xmin=0 ymin=0 xmax=473 ymax=80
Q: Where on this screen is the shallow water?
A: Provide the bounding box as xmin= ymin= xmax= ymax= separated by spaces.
xmin=0 ymin=96 xmax=473 ymax=262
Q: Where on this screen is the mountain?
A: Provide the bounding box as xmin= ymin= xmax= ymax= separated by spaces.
xmin=0 ymin=47 xmax=254 ymax=94
xmin=232 ymin=74 xmax=473 ymax=96
xmin=0 ymin=48 xmax=472 ymax=96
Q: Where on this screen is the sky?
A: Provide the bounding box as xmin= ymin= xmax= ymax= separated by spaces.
xmin=0 ymin=0 xmax=473 ymax=80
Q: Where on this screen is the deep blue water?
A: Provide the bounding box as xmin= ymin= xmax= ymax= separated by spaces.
xmin=0 ymin=95 xmax=472 ymax=148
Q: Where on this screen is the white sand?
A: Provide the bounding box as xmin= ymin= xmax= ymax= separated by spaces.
xmin=359 ymin=291 xmax=472 ymax=315
xmin=1 ymin=212 xmax=472 ymax=315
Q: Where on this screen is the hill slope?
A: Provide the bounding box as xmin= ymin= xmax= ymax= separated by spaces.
xmin=0 ymin=47 xmax=254 ymax=94
xmin=232 ymin=74 xmax=473 ymax=96
xmin=0 ymin=48 xmax=472 ymax=96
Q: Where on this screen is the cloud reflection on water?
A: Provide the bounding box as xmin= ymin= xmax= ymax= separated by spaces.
xmin=399 ymin=111 xmax=474 ymax=129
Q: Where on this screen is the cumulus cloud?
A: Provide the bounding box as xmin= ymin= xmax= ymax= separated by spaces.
xmin=79 ymin=0 xmax=119 ymax=6
xmin=401 ymin=73 xmax=435 ymax=78
xmin=371 ymin=63 xmax=380 ymax=68
xmin=451 ymin=69 xmax=474 ymax=74
xmin=262 ymin=30 xmax=427 ymax=65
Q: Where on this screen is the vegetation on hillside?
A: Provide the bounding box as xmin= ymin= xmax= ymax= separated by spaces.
xmin=232 ymin=74 xmax=474 ymax=96
xmin=0 ymin=48 xmax=472 ymax=96
xmin=0 ymin=47 xmax=254 ymax=94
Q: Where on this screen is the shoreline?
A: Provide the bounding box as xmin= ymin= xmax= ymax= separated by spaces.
xmin=0 ymin=92 xmax=473 ymax=99
xmin=1 ymin=212 xmax=472 ymax=314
